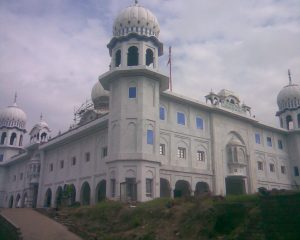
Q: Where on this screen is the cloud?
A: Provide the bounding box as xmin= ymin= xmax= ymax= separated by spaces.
xmin=0 ymin=0 xmax=299 ymax=142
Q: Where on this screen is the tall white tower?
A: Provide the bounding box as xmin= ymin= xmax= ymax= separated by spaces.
xmin=99 ymin=1 xmax=169 ymax=202
xmin=0 ymin=94 xmax=27 ymax=163
xmin=276 ymin=70 xmax=300 ymax=187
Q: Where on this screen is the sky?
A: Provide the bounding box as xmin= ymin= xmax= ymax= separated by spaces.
xmin=0 ymin=0 xmax=300 ymax=140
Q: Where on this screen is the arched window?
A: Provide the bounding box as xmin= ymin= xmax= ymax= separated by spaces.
xmin=10 ymin=133 xmax=17 ymax=145
xmin=286 ymin=115 xmax=293 ymax=130
xmin=19 ymin=135 xmax=23 ymax=146
xmin=127 ymin=46 xmax=139 ymax=66
xmin=1 ymin=132 xmax=7 ymax=145
xmin=41 ymin=132 xmax=47 ymax=142
xmin=115 ymin=49 xmax=121 ymax=67
xmin=146 ymin=48 xmax=154 ymax=66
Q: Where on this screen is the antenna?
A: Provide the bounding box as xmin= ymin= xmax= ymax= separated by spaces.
xmin=288 ymin=69 xmax=292 ymax=85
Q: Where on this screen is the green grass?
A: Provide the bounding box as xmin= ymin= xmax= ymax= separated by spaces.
xmin=56 ymin=192 xmax=300 ymax=240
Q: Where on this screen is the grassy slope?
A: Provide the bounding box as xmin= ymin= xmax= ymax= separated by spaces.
xmin=56 ymin=192 xmax=300 ymax=240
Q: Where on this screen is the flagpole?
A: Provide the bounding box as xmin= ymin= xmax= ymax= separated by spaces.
xmin=168 ymin=46 xmax=173 ymax=92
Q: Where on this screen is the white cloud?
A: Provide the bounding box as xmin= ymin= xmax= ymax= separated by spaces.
xmin=0 ymin=0 xmax=299 ymax=141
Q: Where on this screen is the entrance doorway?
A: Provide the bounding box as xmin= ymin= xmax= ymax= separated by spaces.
xmin=225 ymin=177 xmax=246 ymax=195
xmin=174 ymin=180 xmax=191 ymax=198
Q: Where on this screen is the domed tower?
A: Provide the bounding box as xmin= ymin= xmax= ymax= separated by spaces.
xmin=29 ymin=114 xmax=51 ymax=144
xmin=99 ymin=1 xmax=169 ymax=202
xmin=276 ymin=70 xmax=300 ymax=130
xmin=0 ymin=94 xmax=27 ymax=163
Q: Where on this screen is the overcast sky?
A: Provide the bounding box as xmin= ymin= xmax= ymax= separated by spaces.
xmin=0 ymin=0 xmax=300 ymax=139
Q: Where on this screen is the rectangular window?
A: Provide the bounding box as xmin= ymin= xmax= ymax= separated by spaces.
xmin=269 ymin=163 xmax=275 ymax=172
xmin=146 ymin=178 xmax=153 ymax=197
xmin=197 ymin=151 xmax=205 ymax=161
xmin=196 ymin=117 xmax=204 ymax=129
xmin=159 ymin=107 xmax=165 ymax=120
xmin=159 ymin=144 xmax=165 ymax=155
xmin=147 ymin=130 xmax=154 ymax=145
xmin=111 ymin=179 xmax=116 ymax=197
xmin=60 ymin=160 xmax=64 ymax=169
xmin=85 ymin=152 xmax=90 ymax=162
xmin=20 ymin=173 xmax=23 ymax=180
xmin=49 ymin=163 xmax=53 ymax=172
xmin=129 ymin=87 xmax=137 ymax=98
xmin=257 ymin=161 xmax=263 ymax=171
xmin=71 ymin=157 xmax=76 ymax=166
xmin=294 ymin=166 xmax=299 ymax=176
xmin=177 ymin=112 xmax=185 ymax=125
xmin=281 ymin=166 xmax=286 ymax=174
xmin=177 ymin=147 xmax=186 ymax=159
xmin=255 ymin=133 xmax=261 ymax=144
xmin=267 ymin=137 xmax=272 ymax=147
xmin=0 ymin=154 xmax=3 ymax=162
xmin=278 ymin=140 xmax=283 ymax=150
xmin=102 ymin=147 xmax=108 ymax=157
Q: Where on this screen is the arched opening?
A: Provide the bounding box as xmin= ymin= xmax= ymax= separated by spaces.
xmin=127 ymin=46 xmax=139 ymax=66
xmin=160 ymin=178 xmax=171 ymax=198
xmin=174 ymin=180 xmax=191 ymax=198
xmin=298 ymin=114 xmax=300 ymax=128
xmin=286 ymin=115 xmax=293 ymax=130
xmin=280 ymin=118 xmax=283 ymax=128
xmin=55 ymin=186 xmax=63 ymax=208
xmin=9 ymin=195 xmax=14 ymax=208
xmin=69 ymin=184 xmax=76 ymax=205
xmin=41 ymin=132 xmax=47 ymax=142
xmin=115 ymin=49 xmax=121 ymax=67
xmin=80 ymin=182 xmax=91 ymax=206
xmin=95 ymin=180 xmax=106 ymax=202
xmin=145 ymin=48 xmax=154 ymax=66
xmin=195 ymin=182 xmax=210 ymax=196
xmin=44 ymin=188 xmax=52 ymax=207
xmin=10 ymin=132 xmax=17 ymax=145
xmin=1 ymin=132 xmax=7 ymax=145
xmin=225 ymin=177 xmax=246 ymax=195
xmin=19 ymin=135 xmax=23 ymax=146
xmin=15 ymin=194 xmax=21 ymax=208
xmin=22 ymin=192 xmax=28 ymax=208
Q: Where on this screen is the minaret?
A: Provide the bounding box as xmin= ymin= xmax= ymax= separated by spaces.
xmin=99 ymin=1 xmax=169 ymax=202
xmin=276 ymin=70 xmax=300 ymax=130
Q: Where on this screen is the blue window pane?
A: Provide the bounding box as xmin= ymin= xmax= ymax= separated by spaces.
xmin=196 ymin=117 xmax=203 ymax=129
xmin=294 ymin=167 xmax=299 ymax=176
xmin=177 ymin=112 xmax=185 ymax=125
xmin=129 ymin=87 xmax=136 ymax=98
xmin=255 ymin=133 xmax=260 ymax=144
xmin=147 ymin=130 xmax=154 ymax=144
xmin=159 ymin=107 xmax=165 ymax=120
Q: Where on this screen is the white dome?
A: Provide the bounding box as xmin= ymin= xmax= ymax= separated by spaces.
xmin=91 ymin=82 xmax=109 ymax=109
xmin=0 ymin=103 xmax=27 ymax=130
xmin=277 ymin=84 xmax=300 ymax=111
xmin=113 ymin=3 xmax=160 ymax=38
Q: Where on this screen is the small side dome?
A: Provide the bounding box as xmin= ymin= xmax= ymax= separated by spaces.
xmin=29 ymin=114 xmax=51 ymax=144
xmin=91 ymin=82 xmax=109 ymax=110
xmin=277 ymin=84 xmax=300 ymax=111
xmin=113 ymin=2 xmax=160 ymax=38
xmin=0 ymin=96 xmax=27 ymax=131
xmin=218 ymin=89 xmax=240 ymax=104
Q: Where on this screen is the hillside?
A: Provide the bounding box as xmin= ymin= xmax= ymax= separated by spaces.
xmin=41 ymin=191 xmax=300 ymax=240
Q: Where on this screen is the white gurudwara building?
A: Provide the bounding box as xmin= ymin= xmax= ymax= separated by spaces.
xmin=1 ymin=1 xmax=300 ymax=208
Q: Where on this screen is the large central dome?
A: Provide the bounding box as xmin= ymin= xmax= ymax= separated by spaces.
xmin=113 ymin=2 xmax=160 ymax=38
xmin=277 ymin=83 xmax=300 ymax=112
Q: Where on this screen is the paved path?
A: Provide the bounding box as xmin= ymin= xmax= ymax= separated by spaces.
xmin=0 ymin=208 xmax=82 ymax=240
